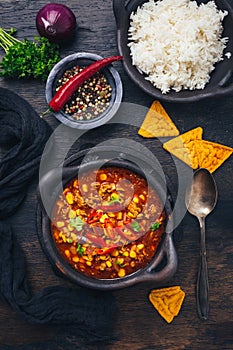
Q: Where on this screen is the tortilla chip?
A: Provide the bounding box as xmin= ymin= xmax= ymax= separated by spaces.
xmin=168 ymin=292 xmax=185 ymax=316
xmin=149 ymin=294 xmax=174 ymax=323
xmin=138 ymin=100 xmax=179 ymax=138
xmin=150 ymin=285 xmax=181 ymax=297
xmin=163 ymin=127 xmax=203 ymax=169
xmin=195 ymin=140 xmax=233 ymax=173
xmin=149 ymin=286 xmax=185 ymax=323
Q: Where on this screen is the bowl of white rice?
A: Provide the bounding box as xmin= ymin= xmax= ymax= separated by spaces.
xmin=113 ymin=0 xmax=233 ymax=102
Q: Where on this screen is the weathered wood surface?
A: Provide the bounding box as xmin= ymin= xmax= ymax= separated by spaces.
xmin=0 ymin=1 xmax=233 ymax=349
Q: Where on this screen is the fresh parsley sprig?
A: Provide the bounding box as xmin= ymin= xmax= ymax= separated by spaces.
xmin=0 ymin=27 xmax=60 ymax=81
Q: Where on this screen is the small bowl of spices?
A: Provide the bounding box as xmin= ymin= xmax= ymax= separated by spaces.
xmin=45 ymin=52 xmax=123 ymax=129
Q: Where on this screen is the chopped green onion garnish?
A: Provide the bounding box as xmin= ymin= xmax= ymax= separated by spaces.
xmin=130 ymin=221 xmax=141 ymax=232
xmin=77 ymin=243 xmax=84 ymax=256
xmin=151 ymin=221 xmax=161 ymax=231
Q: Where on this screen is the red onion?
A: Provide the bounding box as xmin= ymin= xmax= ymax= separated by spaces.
xmin=36 ymin=3 xmax=76 ymax=44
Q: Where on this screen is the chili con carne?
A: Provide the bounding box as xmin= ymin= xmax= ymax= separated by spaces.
xmin=52 ymin=166 xmax=165 ymax=279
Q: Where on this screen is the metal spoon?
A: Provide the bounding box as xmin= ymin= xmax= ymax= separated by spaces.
xmin=185 ymin=168 xmax=218 ymax=320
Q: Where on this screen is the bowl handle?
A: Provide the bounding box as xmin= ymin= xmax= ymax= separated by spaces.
xmin=218 ymin=69 xmax=233 ymax=88
xmin=211 ymin=69 xmax=233 ymax=98
xmin=135 ymin=234 xmax=178 ymax=284
xmin=113 ymin=0 xmax=128 ymax=30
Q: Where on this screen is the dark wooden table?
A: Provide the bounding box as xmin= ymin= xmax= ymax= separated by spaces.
xmin=0 ymin=1 xmax=233 ymax=349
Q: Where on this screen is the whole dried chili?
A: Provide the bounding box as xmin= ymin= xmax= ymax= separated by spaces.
xmin=49 ymin=55 xmax=123 ymax=112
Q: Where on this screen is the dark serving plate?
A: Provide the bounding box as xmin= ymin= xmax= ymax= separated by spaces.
xmin=113 ymin=0 xmax=233 ymax=102
xmin=37 ymin=145 xmax=178 ymax=290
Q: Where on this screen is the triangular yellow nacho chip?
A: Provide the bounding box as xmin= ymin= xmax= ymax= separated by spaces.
xmin=149 ymin=294 xmax=174 ymax=323
xmin=195 ymin=140 xmax=233 ymax=173
xmin=138 ymin=100 xmax=179 ymax=138
xmin=163 ymin=127 xmax=203 ymax=169
xmin=149 ymin=286 xmax=185 ymax=323
xmin=150 ymin=285 xmax=181 ymax=297
xmin=167 ymin=291 xmax=185 ymax=316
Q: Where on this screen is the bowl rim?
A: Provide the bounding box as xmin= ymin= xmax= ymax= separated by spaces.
xmin=45 ymin=52 xmax=123 ymax=129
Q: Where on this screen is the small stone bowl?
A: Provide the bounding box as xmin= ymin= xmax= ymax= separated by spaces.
xmin=45 ymin=52 xmax=123 ymax=129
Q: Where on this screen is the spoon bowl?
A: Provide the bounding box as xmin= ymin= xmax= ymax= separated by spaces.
xmin=186 ymin=169 xmax=218 ymax=217
xmin=185 ymin=168 xmax=218 ymax=320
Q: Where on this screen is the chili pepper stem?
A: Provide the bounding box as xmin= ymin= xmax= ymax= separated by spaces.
xmin=40 ymin=108 xmax=51 ymax=118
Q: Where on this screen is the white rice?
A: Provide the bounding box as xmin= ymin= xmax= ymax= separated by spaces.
xmin=128 ymin=0 xmax=229 ymax=93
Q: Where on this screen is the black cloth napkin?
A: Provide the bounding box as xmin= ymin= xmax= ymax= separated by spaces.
xmin=0 ymin=87 xmax=116 ymax=340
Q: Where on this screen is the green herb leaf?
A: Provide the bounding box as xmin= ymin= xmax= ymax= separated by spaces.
xmin=69 ymin=216 xmax=85 ymax=231
xmin=151 ymin=221 xmax=161 ymax=231
xmin=0 ymin=28 xmax=60 ymax=81
xmin=77 ymin=243 xmax=84 ymax=256
xmin=130 ymin=221 xmax=141 ymax=232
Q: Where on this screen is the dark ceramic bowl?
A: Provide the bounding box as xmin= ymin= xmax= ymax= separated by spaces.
xmin=37 ymin=147 xmax=178 ymax=290
xmin=45 ymin=52 xmax=123 ymax=129
xmin=113 ymin=0 xmax=233 ymax=102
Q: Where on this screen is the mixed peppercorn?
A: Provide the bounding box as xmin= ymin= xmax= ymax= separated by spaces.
xmin=56 ymin=65 xmax=112 ymax=121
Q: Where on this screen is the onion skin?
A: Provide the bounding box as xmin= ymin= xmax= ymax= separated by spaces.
xmin=36 ymin=3 xmax=76 ymax=44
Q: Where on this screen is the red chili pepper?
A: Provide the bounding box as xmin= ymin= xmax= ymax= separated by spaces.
xmin=85 ymin=232 xmax=106 ymax=247
xmin=96 ymin=246 xmax=116 ymax=255
xmin=87 ymin=210 xmax=103 ymax=224
xmin=49 ymin=55 xmax=123 ymax=112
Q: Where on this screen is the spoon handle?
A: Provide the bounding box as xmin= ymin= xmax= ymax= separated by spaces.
xmin=197 ymin=217 xmax=209 ymax=320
